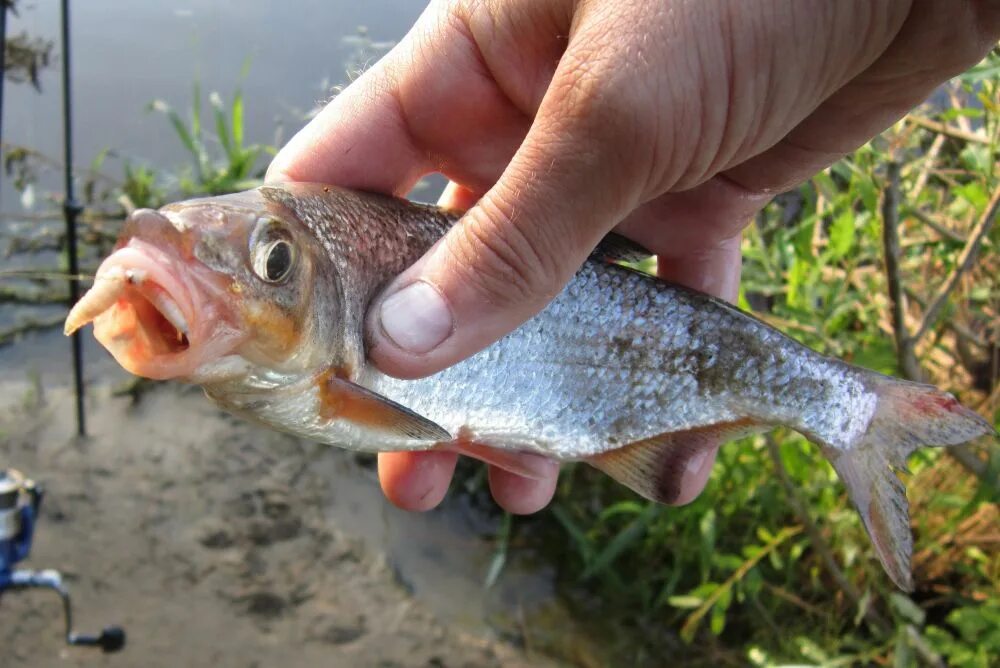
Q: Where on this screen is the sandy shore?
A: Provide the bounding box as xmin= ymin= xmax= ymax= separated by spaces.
xmin=0 ymin=380 xmax=561 ymax=667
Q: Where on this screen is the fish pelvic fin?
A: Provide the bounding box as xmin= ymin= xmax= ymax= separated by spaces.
xmin=826 ymin=377 xmax=995 ymax=592
xmin=441 ymin=437 xmax=555 ymax=480
xmin=318 ymin=370 xmax=451 ymax=441
xmin=588 ymin=419 xmax=766 ymax=505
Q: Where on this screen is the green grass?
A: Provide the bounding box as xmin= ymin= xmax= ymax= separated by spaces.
xmin=145 ymin=73 xmax=272 ymax=199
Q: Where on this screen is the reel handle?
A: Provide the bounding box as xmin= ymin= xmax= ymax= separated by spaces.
xmin=69 ymin=626 xmax=126 ymax=653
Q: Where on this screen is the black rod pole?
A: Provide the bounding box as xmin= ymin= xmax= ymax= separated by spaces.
xmin=60 ymin=0 xmax=85 ymax=436
xmin=0 ymin=1 xmax=8 ymax=214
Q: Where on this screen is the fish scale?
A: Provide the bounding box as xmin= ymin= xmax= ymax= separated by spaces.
xmin=365 ymin=258 xmax=872 ymax=458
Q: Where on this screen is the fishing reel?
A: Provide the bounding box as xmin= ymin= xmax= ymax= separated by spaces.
xmin=0 ymin=468 xmax=125 ymax=653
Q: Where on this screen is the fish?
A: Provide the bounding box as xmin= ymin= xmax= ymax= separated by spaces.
xmin=64 ymin=182 xmax=994 ymax=590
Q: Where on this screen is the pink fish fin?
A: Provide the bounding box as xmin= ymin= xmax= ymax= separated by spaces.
xmin=442 ymin=439 xmax=554 ymax=480
xmin=824 ymin=376 xmax=994 ymax=592
xmin=587 ymin=419 xmax=766 ymax=505
xmin=318 ymin=371 xmax=450 ymax=441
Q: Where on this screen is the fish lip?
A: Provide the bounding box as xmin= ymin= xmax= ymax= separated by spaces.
xmin=87 ymin=239 xmax=246 ymax=380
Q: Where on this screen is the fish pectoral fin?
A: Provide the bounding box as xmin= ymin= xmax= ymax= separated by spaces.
xmin=590 ymin=233 xmax=653 ymax=265
xmin=443 ymin=440 xmax=555 ymax=480
xmin=319 ymin=374 xmax=451 ymax=441
xmin=588 ymin=420 xmax=765 ymax=505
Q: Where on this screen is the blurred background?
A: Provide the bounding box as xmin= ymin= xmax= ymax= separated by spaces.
xmin=0 ymin=2 xmax=997 ymax=666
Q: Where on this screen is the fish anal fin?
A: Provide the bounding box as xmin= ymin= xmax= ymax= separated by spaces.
xmin=589 ymin=419 xmax=764 ymax=505
xmin=317 ymin=369 xmax=450 ymax=441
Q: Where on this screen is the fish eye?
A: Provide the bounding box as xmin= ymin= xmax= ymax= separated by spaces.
xmin=261 ymin=240 xmax=293 ymax=282
xmin=250 ymin=218 xmax=297 ymax=284
xmin=250 ymin=217 xmax=298 ymax=284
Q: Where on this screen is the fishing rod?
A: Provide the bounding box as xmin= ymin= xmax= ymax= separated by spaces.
xmin=1 ymin=1 xmax=7 ymax=213
xmin=0 ymin=468 xmax=126 ymax=653
xmin=61 ymin=0 xmax=86 ymax=436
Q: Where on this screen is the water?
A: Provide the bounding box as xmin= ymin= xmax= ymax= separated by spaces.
xmin=2 ymin=0 xmax=423 ymax=198
xmin=0 ymin=1 xmax=573 ymax=658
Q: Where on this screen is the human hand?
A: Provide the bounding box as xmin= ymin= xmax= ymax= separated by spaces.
xmin=267 ymin=0 xmax=1000 ymax=514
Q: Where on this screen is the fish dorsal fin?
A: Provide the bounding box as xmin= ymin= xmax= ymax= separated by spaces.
xmin=318 ymin=370 xmax=450 ymax=441
xmin=590 ymin=233 xmax=653 ymax=265
xmin=589 ymin=420 xmax=764 ymax=504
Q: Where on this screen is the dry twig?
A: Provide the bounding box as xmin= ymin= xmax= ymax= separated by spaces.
xmin=906 ymin=115 xmax=990 ymax=145
xmin=882 ymin=162 xmax=923 ymax=380
xmin=903 ymin=207 xmax=966 ymax=244
xmin=909 ymin=134 xmax=947 ymax=202
xmin=881 ymin=168 xmax=994 ymax=481
xmin=912 ymin=187 xmax=1000 ymax=344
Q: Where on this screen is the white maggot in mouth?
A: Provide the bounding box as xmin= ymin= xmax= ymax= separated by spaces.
xmin=66 ymin=264 xmax=190 ymax=344
xmin=64 ymin=266 xmax=129 ymax=336
xmin=65 ymin=266 xmax=190 ymax=341
xmin=65 ymin=239 xmax=243 ymax=380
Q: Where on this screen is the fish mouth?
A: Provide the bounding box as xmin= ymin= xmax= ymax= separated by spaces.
xmin=65 ymin=239 xmax=245 ymax=380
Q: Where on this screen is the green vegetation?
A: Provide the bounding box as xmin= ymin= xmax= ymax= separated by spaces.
xmin=2 ymin=45 xmax=997 ymax=668
xmin=147 ymin=79 xmax=271 ymax=199
xmin=511 ymin=50 xmax=999 ymax=667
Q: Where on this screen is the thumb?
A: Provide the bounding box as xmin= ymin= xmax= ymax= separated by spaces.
xmin=366 ymin=56 xmax=643 ymax=378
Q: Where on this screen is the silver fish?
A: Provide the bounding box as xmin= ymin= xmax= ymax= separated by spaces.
xmin=65 ymin=183 xmax=994 ymax=590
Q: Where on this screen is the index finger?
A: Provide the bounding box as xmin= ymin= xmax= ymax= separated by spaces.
xmin=265 ymin=6 xmax=530 ymax=195
xmin=266 ymin=59 xmax=429 ymax=195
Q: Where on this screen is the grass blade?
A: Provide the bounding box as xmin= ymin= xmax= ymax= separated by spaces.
xmin=581 ymin=502 xmax=659 ymax=580
xmin=484 ymin=512 xmax=512 ymax=590
xmin=191 ymin=81 xmax=202 ymax=141
xmin=232 ymin=89 xmax=245 ymax=149
xmin=551 ymin=504 xmax=595 ymax=566
xmin=212 ymin=92 xmax=234 ymax=162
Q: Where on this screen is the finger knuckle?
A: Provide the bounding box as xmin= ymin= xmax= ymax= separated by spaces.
xmin=546 ymin=31 xmax=662 ymax=189
xmin=554 ymin=46 xmax=630 ymax=135
xmin=444 ymin=196 xmax=564 ymax=309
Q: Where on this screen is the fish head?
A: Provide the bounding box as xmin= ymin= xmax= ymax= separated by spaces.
xmin=65 ymin=188 xmax=347 ymax=385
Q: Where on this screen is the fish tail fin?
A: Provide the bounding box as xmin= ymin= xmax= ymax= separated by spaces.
xmin=825 ymin=376 xmax=994 ymax=591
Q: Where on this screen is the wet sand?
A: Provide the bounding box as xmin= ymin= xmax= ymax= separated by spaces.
xmin=0 ymin=379 xmax=563 ymax=667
